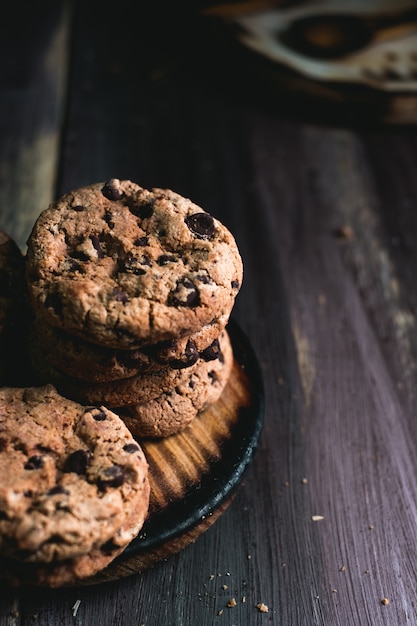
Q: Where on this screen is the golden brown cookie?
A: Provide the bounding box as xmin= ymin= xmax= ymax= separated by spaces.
xmin=30 ymin=332 xmax=229 ymax=408
xmin=25 ymin=180 xmax=243 ymax=349
xmin=0 ymin=385 xmax=149 ymax=584
xmin=120 ymin=330 xmax=233 ymax=437
xmin=30 ymin=314 xmax=229 ymax=383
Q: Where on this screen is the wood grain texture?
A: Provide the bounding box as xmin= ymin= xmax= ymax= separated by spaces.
xmin=2 ymin=0 xmax=417 ymax=624
xmin=0 ymin=1 xmax=71 ymax=250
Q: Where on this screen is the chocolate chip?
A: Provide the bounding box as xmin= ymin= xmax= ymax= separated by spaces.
xmin=102 ymin=179 xmax=123 ymax=201
xmin=208 ymin=371 xmax=218 ymax=384
xmin=0 ymin=510 xmax=8 ymax=520
xmin=24 ymin=455 xmax=44 ymax=470
xmin=70 ymin=249 xmax=90 ymax=262
xmin=168 ymin=278 xmax=200 ymax=307
xmin=13 ymin=441 xmax=27 ymax=453
xmin=122 ymin=253 xmax=151 ymax=275
xmin=0 ymin=437 xmax=7 ymax=452
xmin=97 ymin=465 xmax=125 ymax=490
xmin=47 ymin=485 xmax=69 ymax=496
xmin=91 ymin=409 xmax=107 ymax=421
xmin=44 ymin=292 xmax=63 ymax=316
xmin=67 ymin=258 xmax=82 ymax=273
xmin=101 ymin=539 xmax=119 ymax=554
xmin=200 ymin=338 xmax=220 ymax=361
xmin=157 ymin=254 xmax=176 ymax=266
xmin=123 ymin=443 xmax=140 ymax=453
xmin=196 ymin=273 xmax=211 ymax=284
xmin=64 ymin=450 xmax=91 ymax=475
xmin=90 ymin=235 xmax=105 ymax=258
xmin=170 ymin=339 xmax=199 ymax=369
xmin=104 ymin=209 xmax=115 ymax=229
xmin=185 ymin=213 xmax=216 ymax=239
xmin=231 ymin=279 xmax=240 ymax=289
xmin=72 ymin=204 xmax=84 ymax=211
xmin=127 ymin=197 xmax=154 ymax=219
xmin=134 ymin=236 xmax=149 ymax=246
xmin=112 ymin=287 xmax=129 ymax=303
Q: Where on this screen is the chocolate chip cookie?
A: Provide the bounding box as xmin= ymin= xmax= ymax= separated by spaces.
xmin=25 ymin=180 xmax=243 ymax=349
xmin=120 ymin=329 xmax=233 ymax=437
xmin=0 ymin=504 xmax=145 ymax=587
xmin=0 ymin=385 xmax=149 ymax=583
xmin=30 ymin=313 xmax=229 ymax=383
xmin=31 ymin=335 xmax=226 ymax=408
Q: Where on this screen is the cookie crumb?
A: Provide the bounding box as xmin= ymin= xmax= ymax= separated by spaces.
xmin=217 ymin=609 xmax=223 ymax=616
xmin=72 ymin=600 xmax=81 ymax=617
xmin=256 ymin=603 xmax=269 ymax=613
xmin=339 ymin=565 xmax=346 ymax=572
xmin=301 ymin=477 xmax=308 ymax=484
xmin=381 ymin=597 xmax=390 ymax=606
xmin=222 ymin=585 xmax=228 ymax=590
xmin=242 ymin=596 xmax=246 ymax=603
xmin=333 ymin=225 xmax=353 ymax=240
xmin=312 ymin=515 xmax=324 ymax=522
xmin=369 ymin=525 xmax=374 ymax=530
xmin=227 ymin=598 xmax=237 ymax=608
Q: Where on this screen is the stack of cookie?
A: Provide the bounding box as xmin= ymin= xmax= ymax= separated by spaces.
xmin=25 ymin=179 xmax=243 ymax=437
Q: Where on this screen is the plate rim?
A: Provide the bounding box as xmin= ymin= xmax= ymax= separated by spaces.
xmin=120 ymin=318 xmax=265 ymax=559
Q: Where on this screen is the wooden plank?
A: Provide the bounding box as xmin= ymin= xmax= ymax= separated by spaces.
xmin=0 ymin=0 xmax=71 ymax=250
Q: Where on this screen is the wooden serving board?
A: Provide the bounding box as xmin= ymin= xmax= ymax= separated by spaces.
xmin=85 ymin=319 xmax=264 ymax=585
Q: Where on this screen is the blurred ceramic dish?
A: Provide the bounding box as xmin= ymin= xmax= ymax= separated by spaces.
xmin=216 ymin=0 xmax=417 ymax=92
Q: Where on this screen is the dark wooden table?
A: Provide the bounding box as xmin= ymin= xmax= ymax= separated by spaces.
xmin=2 ymin=1 xmax=417 ymax=624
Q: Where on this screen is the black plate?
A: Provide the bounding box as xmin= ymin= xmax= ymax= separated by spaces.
xmin=121 ymin=318 xmax=265 ymax=560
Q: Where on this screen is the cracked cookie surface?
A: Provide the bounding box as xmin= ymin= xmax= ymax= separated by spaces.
xmin=31 ymin=332 xmax=228 ymax=408
xmin=0 ymin=385 xmax=149 ymax=571
xmin=25 ymin=180 xmax=243 ymax=348
xmin=30 ymin=314 xmax=229 ymax=383
xmin=121 ymin=330 xmax=233 ymax=437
